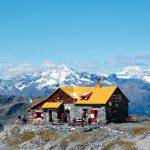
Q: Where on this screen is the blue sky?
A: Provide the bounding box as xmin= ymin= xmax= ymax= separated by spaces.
xmin=0 ymin=0 xmax=150 ymax=74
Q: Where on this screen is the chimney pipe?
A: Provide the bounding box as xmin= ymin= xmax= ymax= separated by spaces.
xmin=96 ymin=78 xmax=102 ymax=87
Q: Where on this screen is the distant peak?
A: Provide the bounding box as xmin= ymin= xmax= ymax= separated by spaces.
xmin=116 ymin=66 xmax=150 ymax=82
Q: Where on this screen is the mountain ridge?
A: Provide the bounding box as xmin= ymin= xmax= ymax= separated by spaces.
xmin=0 ymin=64 xmax=149 ymax=96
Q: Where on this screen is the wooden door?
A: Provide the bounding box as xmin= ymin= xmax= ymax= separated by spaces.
xmin=49 ymin=110 xmax=52 ymax=122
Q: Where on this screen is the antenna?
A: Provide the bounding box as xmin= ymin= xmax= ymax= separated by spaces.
xmin=96 ymin=77 xmax=102 ymax=87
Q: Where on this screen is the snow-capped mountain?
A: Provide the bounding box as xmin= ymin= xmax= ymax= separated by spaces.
xmin=0 ymin=64 xmax=96 ymax=96
xmin=117 ymin=66 xmax=150 ymax=83
xmin=35 ymin=64 xmax=94 ymax=89
xmin=0 ymin=64 xmax=149 ymax=116
xmin=0 ymin=64 xmax=149 ymax=96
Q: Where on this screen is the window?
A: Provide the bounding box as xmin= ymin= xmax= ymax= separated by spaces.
xmin=113 ymin=94 xmax=121 ymax=102
xmin=117 ymin=94 xmax=121 ymax=102
xmin=115 ymin=103 xmax=119 ymax=108
xmin=37 ymin=112 xmax=41 ymax=118
xmin=83 ymin=109 xmax=88 ymax=114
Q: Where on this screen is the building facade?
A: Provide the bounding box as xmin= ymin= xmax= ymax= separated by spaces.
xmin=30 ymin=85 xmax=129 ymax=124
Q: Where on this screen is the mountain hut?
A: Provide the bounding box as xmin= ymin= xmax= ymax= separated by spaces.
xmin=30 ymin=85 xmax=129 ymax=124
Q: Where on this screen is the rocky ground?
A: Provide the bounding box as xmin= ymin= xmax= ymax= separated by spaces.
xmin=0 ymin=120 xmax=150 ymax=150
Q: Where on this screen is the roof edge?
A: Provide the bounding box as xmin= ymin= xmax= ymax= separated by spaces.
xmin=30 ymin=87 xmax=60 ymax=109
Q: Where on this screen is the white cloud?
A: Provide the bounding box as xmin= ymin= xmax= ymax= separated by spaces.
xmin=0 ymin=63 xmax=35 ymax=79
xmin=104 ymin=53 xmax=150 ymax=69
xmin=0 ymin=61 xmax=56 ymax=79
xmin=72 ymin=61 xmax=102 ymax=74
xmin=0 ymin=53 xmax=149 ymax=79
xmin=38 ymin=61 xmax=55 ymax=70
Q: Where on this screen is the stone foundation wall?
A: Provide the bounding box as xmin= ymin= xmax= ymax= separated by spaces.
xmin=75 ymin=105 xmax=106 ymax=123
xmin=64 ymin=104 xmax=82 ymax=119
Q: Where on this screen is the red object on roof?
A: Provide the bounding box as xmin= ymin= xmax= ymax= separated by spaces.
xmin=80 ymin=95 xmax=84 ymax=99
xmin=80 ymin=92 xmax=93 ymax=100
xmin=85 ymin=92 xmax=93 ymax=100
